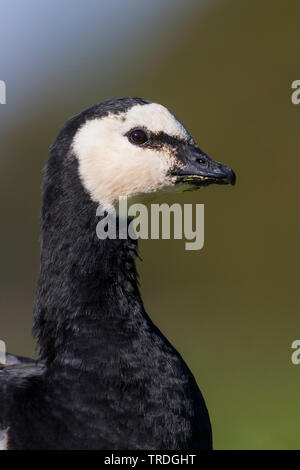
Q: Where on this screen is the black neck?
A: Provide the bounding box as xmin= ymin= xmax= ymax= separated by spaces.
xmin=33 ymin=150 xmax=150 ymax=368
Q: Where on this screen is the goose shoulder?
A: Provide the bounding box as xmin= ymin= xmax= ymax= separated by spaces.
xmin=0 ymin=354 xmax=45 ymax=450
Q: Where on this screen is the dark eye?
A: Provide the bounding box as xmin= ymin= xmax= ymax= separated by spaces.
xmin=128 ymin=129 xmax=148 ymax=145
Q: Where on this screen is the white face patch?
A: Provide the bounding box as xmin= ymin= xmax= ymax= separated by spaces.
xmin=72 ymin=103 xmax=189 ymax=210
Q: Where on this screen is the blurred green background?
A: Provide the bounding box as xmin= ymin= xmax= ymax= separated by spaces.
xmin=1 ymin=0 xmax=300 ymax=449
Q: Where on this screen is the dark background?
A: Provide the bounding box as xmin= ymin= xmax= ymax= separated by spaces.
xmin=1 ymin=0 xmax=299 ymax=449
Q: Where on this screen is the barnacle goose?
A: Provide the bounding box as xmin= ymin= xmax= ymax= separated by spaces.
xmin=0 ymin=98 xmax=235 ymax=450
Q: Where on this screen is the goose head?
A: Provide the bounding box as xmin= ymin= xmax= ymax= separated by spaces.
xmin=70 ymin=97 xmax=235 ymax=210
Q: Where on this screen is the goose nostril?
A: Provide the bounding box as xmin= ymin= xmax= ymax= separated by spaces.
xmin=196 ymin=157 xmax=207 ymax=166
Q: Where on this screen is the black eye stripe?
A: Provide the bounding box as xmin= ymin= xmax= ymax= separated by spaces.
xmin=150 ymin=132 xmax=188 ymax=147
xmin=126 ymin=129 xmax=190 ymax=149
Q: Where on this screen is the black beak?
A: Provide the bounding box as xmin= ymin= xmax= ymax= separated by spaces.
xmin=174 ymin=146 xmax=236 ymax=187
